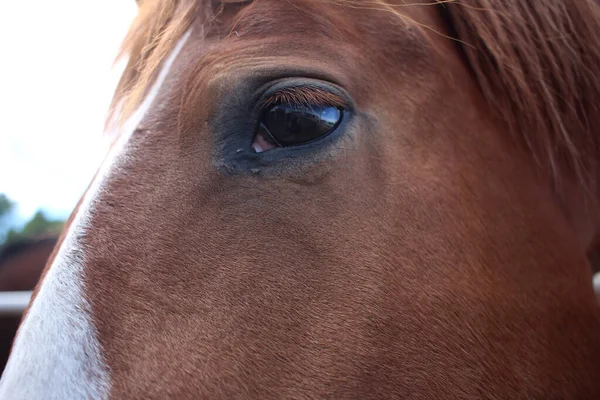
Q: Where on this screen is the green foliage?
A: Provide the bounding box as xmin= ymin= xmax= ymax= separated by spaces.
xmin=0 ymin=194 xmax=15 ymax=221
xmin=0 ymin=193 xmax=65 ymax=246
xmin=5 ymin=211 xmax=65 ymax=245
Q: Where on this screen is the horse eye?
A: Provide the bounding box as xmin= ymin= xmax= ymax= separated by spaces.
xmin=252 ymin=103 xmax=343 ymax=153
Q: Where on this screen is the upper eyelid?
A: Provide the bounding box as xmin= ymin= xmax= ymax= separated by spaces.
xmin=258 ymin=86 xmax=347 ymax=109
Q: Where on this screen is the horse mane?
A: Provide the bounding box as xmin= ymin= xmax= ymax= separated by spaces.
xmin=442 ymin=0 xmax=600 ymax=193
xmin=110 ymin=0 xmax=600 ymax=192
xmin=108 ymin=0 xmax=204 ymax=126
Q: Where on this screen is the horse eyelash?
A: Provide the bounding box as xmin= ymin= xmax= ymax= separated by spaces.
xmin=259 ymin=86 xmax=346 ymax=109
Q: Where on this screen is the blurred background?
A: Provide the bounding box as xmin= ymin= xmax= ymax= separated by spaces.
xmin=0 ymin=1 xmax=136 ymax=245
xmin=0 ymin=1 xmax=137 ymax=370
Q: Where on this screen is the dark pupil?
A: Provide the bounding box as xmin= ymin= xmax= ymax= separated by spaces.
xmin=261 ymin=103 xmax=342 ymax=147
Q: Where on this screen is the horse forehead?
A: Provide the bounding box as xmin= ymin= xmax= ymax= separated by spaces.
xmin=195 ymin=0 xmax=438 ymax=88
xmin=224 ymin=0 xmax=433 ymax=42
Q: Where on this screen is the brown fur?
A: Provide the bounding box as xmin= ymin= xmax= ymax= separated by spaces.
xmin=113 ymin=0 xmax=600 ymax=193
xmin=442 ymin=0 xmax=600 ymax=193
xmin=14 ymin=0 xmax=600 ymax=398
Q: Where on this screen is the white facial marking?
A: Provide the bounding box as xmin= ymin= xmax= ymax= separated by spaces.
xmin=0 ymin=29 xmax=192 ymax=400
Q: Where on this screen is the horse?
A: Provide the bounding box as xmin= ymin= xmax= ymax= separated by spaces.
xmin=2 ymin=0 xmax=600 ymax=398
xmin=0 ymin=236 xmax=58 ymax=373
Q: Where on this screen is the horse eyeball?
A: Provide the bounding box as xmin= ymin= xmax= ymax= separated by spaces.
xmin=251 ymin=103 xmax=343 ymax=153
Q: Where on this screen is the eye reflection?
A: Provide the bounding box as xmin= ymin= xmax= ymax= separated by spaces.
xmin=252 ymin=103 xmax=343 ymax=153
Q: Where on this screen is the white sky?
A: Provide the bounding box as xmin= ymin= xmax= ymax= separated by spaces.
xmin=0 ymin=1 xmax=137 ymax=226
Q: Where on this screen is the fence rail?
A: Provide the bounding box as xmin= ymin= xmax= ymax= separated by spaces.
xmin=0 ymin=291 xmax=32 ymax=317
